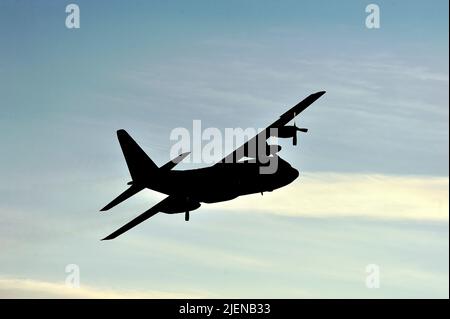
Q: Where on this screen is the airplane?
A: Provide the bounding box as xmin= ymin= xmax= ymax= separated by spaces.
xmin=100 ymin=91 xmax=326 ymax=240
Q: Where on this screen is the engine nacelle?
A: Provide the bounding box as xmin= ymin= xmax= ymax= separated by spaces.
xmin=160 ymin=197 xmax=201 ymax=214
xmin=277 ymin=126 xmax=298 ymax=138
xmin=241 ymin=142 xmax=282 ymax=158
xmin=274 ymin=125 xmax=307 ymax=146
xmin=266 ymin=144 xmax=282 ymax=155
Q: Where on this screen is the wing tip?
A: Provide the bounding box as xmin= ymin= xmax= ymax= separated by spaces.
xmin=101 ymin=233 xmax=115 ymax=240
xmin=116 ymin=129 xmax=131 ymax=140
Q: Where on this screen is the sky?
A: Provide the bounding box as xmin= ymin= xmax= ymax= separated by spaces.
xmin=0 ymin=0 xmax=448 ymax=298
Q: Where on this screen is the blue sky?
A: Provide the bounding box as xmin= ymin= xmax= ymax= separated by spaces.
xmin=0 ymin=0 xmax=448 ymax=298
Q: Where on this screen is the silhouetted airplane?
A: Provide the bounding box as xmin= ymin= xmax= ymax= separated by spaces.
xmin=101 ymin=91 xmax=326 ymax=240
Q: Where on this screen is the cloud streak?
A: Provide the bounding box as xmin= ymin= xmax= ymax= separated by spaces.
xmin=207 ymin=173 xmax=449 ymax=221
xmin=0 ymin=277 xmax=207 ymax=299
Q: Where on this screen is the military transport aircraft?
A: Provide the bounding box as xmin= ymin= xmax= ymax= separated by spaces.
xmin=100 ymin=91 xmax=326 ymax=240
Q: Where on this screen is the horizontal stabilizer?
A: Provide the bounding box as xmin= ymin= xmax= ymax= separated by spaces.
xmin=100 ymin=185 xmax=144 ymax=212
xmin=160 ymin=152 xmax=190 ymax=171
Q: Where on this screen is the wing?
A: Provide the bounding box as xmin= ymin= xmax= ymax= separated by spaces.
xmin=269 ymin=91 xmax=326 ymax=128
xmin=101 ymin=196 xmax=172 ymax=240
xmin=220 ymin=91 xmax=325 ymax=163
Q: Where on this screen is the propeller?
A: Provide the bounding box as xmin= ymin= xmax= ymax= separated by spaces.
xmin=292 ymin=121 xmax=307 ymax=145
xmin=294 ymin=121 xmax=308 ymax=133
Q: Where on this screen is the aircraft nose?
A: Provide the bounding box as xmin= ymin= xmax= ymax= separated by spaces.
xmin=287 ymin=167 xmax=299 ymax=183
xmin=292 ymin=167 xmax=299 ymax=180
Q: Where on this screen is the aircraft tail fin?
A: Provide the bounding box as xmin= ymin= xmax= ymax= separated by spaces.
xmin=117 ymin=129 xmax=158 ymax=182
xmin=101 ymin=130 xmax=188 ymax=212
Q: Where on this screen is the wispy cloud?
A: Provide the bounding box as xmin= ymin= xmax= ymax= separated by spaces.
xmin=207 ymin=173 xmax=449 ymax=221
xmin=0 ymin=277 xmax=207 ymax=299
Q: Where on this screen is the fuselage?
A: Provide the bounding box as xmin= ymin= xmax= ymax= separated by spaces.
xmin=146 ymin=157 xmax=299 ymax=204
